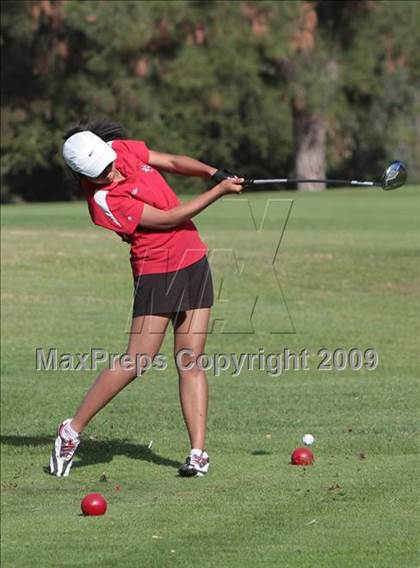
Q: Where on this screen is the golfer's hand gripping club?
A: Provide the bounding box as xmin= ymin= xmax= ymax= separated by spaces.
xmin=212 ymin=169 xmax=237 ymax=183
xmin=217 ymin=177 xmax=245 ymax=195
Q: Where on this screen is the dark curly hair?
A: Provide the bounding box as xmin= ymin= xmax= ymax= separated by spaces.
xmin=63 ymin=117 xmax=126 ymax=143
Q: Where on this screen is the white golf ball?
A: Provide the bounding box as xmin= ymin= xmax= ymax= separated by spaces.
xmin=303 ymin=434 xmax=315 ymax=446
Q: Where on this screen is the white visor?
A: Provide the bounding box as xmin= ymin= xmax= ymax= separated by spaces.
xmin=63 ymin=131 xmax=117 ymax=178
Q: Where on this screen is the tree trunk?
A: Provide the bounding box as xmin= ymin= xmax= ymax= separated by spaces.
xmin=292 ymin=98 xmax=327 ymax=191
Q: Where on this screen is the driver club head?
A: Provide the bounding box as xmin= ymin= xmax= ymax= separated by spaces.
xmin=381 ymin=160 xmax=407 ymax=191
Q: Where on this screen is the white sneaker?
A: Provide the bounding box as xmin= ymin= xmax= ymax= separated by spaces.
xmin=49 ymin=419 xmax=80 ymax=477
xmin=178 ymin=450 xmax=210 ymax=477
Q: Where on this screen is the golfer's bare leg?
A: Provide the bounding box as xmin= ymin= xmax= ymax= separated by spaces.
xmin=173 ymin=308 xmax=210 ymax=451
xmin=71 ymin=314 xmax=171 ymax=433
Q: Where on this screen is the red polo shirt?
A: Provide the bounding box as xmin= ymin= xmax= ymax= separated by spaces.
xmin=82 ymin=140 xmax=207 ymax=277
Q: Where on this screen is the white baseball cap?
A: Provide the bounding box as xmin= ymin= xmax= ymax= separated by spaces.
xmin=63 ymin=131 xmax=117 ymax=177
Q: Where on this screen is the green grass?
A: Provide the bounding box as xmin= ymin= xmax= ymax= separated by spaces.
xmin=1 ymin=187 xmax=420 ymax=567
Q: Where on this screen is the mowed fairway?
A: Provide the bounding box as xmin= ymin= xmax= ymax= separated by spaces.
xmin=1 ymin=187 xmax=420 ymax=568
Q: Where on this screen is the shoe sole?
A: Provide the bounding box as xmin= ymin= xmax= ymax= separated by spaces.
xmin=178 ymin=466 xmax=208 ymax=478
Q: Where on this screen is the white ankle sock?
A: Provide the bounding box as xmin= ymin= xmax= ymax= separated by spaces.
xmin=63 ymin=421 xmax=79 ymax=440
xmin=190 ymin=448 xmax=203 ymax=456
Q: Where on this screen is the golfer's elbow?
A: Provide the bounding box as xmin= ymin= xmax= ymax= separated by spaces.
xmin=158 ymin=211 xmax=180 ymax=229
xmin=137 ymin=207 xmax=184 ymax=231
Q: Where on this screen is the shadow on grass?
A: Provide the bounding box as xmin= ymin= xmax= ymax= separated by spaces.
xmin=0 ymin=435 xmax=181 ymax=471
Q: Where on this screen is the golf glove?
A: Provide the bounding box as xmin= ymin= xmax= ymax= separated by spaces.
xmin=212 ymin=169 xmax=237 ymax=183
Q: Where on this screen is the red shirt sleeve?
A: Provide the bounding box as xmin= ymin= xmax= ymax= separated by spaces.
xmin=123 ymin=140 xmax=150 ymax=164
xmin=89 ymin=190 xmax=144 ymax=235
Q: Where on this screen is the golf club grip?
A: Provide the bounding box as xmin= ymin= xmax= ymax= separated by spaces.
xmin=243 ymin=179 xmax=289 ymax=186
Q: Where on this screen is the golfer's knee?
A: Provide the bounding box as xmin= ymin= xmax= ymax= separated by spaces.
xmin=175 ymin=347 xmax=196 ymax=371
xmin=113 ymin=352 xmax=156 ymax=379
xmin=174 ymin=348 xmax=206 ymax=375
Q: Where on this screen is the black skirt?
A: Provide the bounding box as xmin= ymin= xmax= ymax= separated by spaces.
xmin=132 ymin=255 xmax=214 ymax=317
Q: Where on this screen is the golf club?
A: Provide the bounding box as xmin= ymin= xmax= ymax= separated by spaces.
xmin=244 ymin=160 xmax=407 ymax=191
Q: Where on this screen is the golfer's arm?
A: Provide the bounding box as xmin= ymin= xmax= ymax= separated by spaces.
xmin=138 ymin=185 xmax=223 ymax=230
xmin=148 ymin=150 xmax=217 ymax=178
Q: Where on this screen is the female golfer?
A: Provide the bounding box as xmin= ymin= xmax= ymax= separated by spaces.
xmin=49 ymin=119 xmax=243 ymax=477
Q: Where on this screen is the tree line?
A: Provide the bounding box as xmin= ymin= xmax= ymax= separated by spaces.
xmin=1 ymin=0 xmax=419 ymax=202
